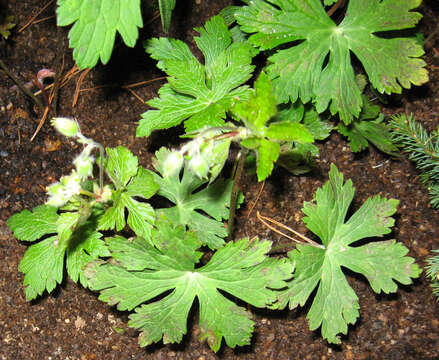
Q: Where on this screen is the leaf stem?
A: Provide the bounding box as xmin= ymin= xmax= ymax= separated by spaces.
xmin=97 ymin=143 xmax=105 ymax=190
xmin=79 ymin=189 xmax=97 ymax=199
xmin=227 ymin=148 xmax=248 ymax=241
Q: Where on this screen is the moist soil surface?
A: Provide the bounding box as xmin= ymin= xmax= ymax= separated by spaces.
xmin=1 ymin=1 xmax=439 ymax=359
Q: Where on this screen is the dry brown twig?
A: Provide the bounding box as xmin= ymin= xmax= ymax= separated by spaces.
xmin=18 ymin=0 xmax=55 ymax=33
xmin=247 ymin=181 xmax=265 ymax=218
xmin=256 ymin=211 xmax=324 ymax=249
xmin=125 ymin=87 xmax=146 ymax=104
xmin=72 ymin=68 xmax=92 ymax=107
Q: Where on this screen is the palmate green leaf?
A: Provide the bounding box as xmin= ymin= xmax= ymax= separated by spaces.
xmin=98 ymin=147 xmax=159 ymax=238
xmin=235 ymin=0 xmax=428 ymax=124
xmin=274 ymin=102 xmax=333 ymax=141
xmin=56 ymin=0 xmax=143 ymax=69
xmin=86 ymin=217 xmax=293 ymax=352
xmin=278 ymin=164 xmax=421 ymax=344
xmin=104 ymin=146 xmax=139 ymax=188
xmin=150 ymin=148 xmax=240 ymax=249
xmin=137 ymin=15 xmax=256 ymax=137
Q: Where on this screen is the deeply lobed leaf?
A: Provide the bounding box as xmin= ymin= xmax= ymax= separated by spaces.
xmin=86 ymin=218 xmax=293 ymax=352
xmin=278 ymin=164 xmax=421 ymax=343
xmin=137 ymin=15 xmax=256 ymax=137
xmin=150 ymin=147 xmax=240 ymax=249
xmin=13 ymin=205 xmax=109 ymax=300
xmin=235 ymin=0 xmax=428 ymax=123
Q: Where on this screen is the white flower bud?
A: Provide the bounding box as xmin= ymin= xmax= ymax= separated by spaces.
xmin=46 ymin=182 xmax=68 ymax=207
xmin=188 ymin=154 xmax=209 ymax=179
xmin=74 ymin=154 xmax=94 ymax=179
xmin=162 ymin=151 xmax=184 ymax=177
xmin=51 ymin=117 xmax=79 ymax=138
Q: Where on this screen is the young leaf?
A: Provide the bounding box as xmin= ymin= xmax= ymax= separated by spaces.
xmin=232 ymin=72 xmax=313 ymax=181
xmin=235 ymin=0 xmax=428 ymax=123
xmin=232 ymin=71 xmax=277 ymax=132
xmin=137 ymin=15 xmax=256 ymax=137
xmin=302 ymin=108 xmax=333 ymax=141
xmin=56 ymin=0 xmax=143 ymax=69
xmin=255 ymin=139 xmax=280 ymax=182
xmin=278 ymin=164 xmax=421 ymax=344
xmin=86 ymin=217 xmax=293 ymax=352
xmin=98 ymin=146 xmax=158 ymax=238
xmin=150 ymin=148 xmax=239 ymax=249
xmin=0 ymin=15 xmax=15 ymax=39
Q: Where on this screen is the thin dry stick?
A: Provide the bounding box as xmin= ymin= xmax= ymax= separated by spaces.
xmin=78 ymin=76 xmax=167 ymax=93
xmin=30 ymin=76 xmax=59 ymax=141
xmin=18 ymin=0 xmax=55 ymax=33
xmin=52 ymin=29 xmax=66 ymax=117
xmin=247 ymin=181 xmax=265 ymax=218
xmin=79 ymin=84 xmax=111 ymax=92
xmin=125 ymin=87 xmax=146 ymax=104
xmin=327 ymin=0 xmax=346 ymax=17
xmin=145 ymin=11 xmax=161 ymax=25
xmin=122 ymin=77 xmax=167 ymax=89
xmin=256 ymin=211 xmax=324 ymax=249
xmin=72 ymin=68 xmax=92 ymax=106
xmin=32 ymin=15 xmax=56 ymax=25
xmin=30 ymin=105 xmax=50 ymax=141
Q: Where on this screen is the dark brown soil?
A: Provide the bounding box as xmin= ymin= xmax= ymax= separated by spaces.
xmin=1 ymin=1 xmax=439 ymax=359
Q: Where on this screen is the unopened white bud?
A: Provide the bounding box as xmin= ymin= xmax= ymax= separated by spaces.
xmin=74 ymin=155 xmax=94 ymax=179
xmin=188 ymin=154 xmax=209 ymax=179
xmin=51 ymin=117 xmax=79 ymax=138
xmin=162 ymin=151 xmax=184 ymax=177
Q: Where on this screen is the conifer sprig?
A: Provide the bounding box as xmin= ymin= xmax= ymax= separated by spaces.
xmin=389 ymin=114 xmax=439 ymax=207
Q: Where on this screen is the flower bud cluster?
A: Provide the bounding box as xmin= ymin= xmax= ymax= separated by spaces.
xmin=46 ymin=118 xmax=98 ymax=207
xmin=46 ymin=171 xmax=82 ymax=207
